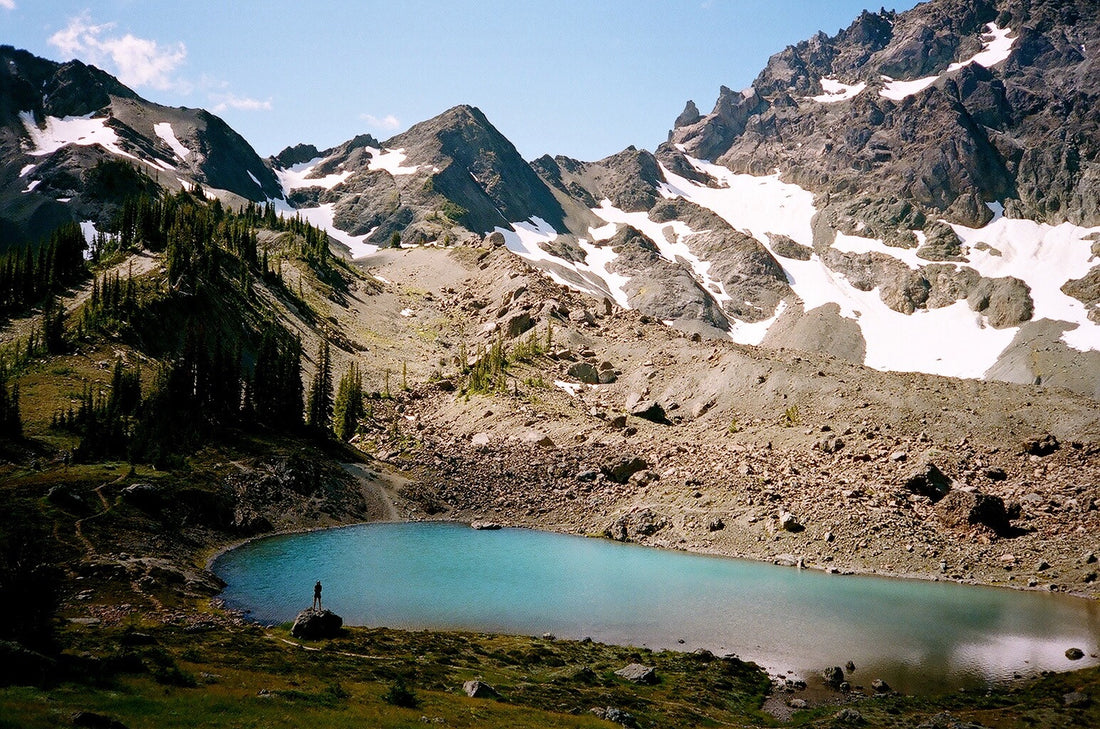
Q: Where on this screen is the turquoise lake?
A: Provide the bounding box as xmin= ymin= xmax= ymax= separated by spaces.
xmin=212 ymin=521 xmax=1100 ymax=693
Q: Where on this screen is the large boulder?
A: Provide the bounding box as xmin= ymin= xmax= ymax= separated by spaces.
xmin=936 ymin=490 xmax=1010 ymax=534
xmin=901 ymin=462 xmax=952 ymax=502
xmin=615 ymin=663 xmax=657 ymax=684
xmin=290 ymin=608 xmax=343 ymax=640
xmin=603 ymin=456 xmax=648 ymax=483
xmin=463 ymin=679 xmax=499 ymax=698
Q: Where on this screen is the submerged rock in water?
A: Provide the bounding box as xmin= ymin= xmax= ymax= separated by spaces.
xmin=290 ymin=608 xmax=343 ymax=639
xmin=471 ymin=521 xmax=502 ymax=530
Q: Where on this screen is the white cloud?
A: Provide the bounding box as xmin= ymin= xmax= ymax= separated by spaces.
xmin=210 ymin=93 xmax=273 ymax=112
xmin=360 ymin=113 xmax=401 ymax=131
xmin=0 ymin=0 xmax=17 ymax=11
xmin=48 ymin=14 xmax=188 ymax=92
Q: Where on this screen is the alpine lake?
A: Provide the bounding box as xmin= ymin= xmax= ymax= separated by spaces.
xmin=212 ymin=521 xmax=1100 ymax=694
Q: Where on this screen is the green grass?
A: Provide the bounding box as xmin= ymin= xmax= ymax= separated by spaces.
xmin=0 ymin=623 xmax=771 ymax=729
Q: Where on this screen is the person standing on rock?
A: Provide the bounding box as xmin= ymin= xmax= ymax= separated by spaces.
xmin=313 ymin=580 xmax=322 ymax=610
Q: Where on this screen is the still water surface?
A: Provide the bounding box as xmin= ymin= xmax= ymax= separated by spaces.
xmin=213 ymin=522 xmax=1100 ymax=693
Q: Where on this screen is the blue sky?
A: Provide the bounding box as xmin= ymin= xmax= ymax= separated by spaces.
xmin=4 ymin=1 xmax=920 ymax=161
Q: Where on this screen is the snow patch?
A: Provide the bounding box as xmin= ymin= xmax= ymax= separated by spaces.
xmin=881 ymin=24 xmax=1015 ymax=101
xmin=247 ymin=170 xmax=263 ymax=189
xmin=948 ymin=23 xmax=1016 ymax=71
xmin=578 ymin=237 xmax=632 ymax=310
xmin=730 ymin=299 xmax=787 ymax=346
xmin=22 ymin=179 xmax=40 ymax=193
xmin=19 ymin=163 xmax=35 ymax=177
xmin=275 ymin=157 xmax=352 ymax=193
xmin=832 ymin=232 xmax=926 ymax=270
xmin=153 ymin=122 xmax=191 ymax=161
xmin=554 ymin=380 xmax=583 ymax=397
xmin=811 ymin=78 xmax=867 ymax=103
xmin=659 ymin=156 xmax=1025 ymax=376
xmin=367 ymin=147 xmax=420 ymax=175
xmin=879 ymin=74 xmax=939 ymax=100
xmin=400 ymin=308 xmax=414 ymax=317
xmin=271 ymin=200 xmax=378 ymax=259
xmin=949 ymin=216 xmax=1100 ymax=352
xmin=20 ymin=111 xmax=136 ymax=160
xmin=79 ymin=221 xmax=99 ymax=244
xmin=495 ymin=216 xmax=561 ymax=263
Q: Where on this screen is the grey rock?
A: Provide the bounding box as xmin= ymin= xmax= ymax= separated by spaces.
xmin=629 ymin=400 xmax=670 ymax=424
xmin=901 ymin=462 xmax=952 ymax=502
xmin=614 ymin=663 xmax=657 ymax=684
xmin=768 ymin=233 xmax=812 ymax=261
xmin=567 ymin=362 xmax=600 ymax=384
xmin=1065 ymin=647 xmax=1085 ymax=660
xmin=462 ymin=679 xmax=499 ymax=699
xmin=590 ymin=706 xmax=638 ymax=728
xmin=833 ymin=708 xmax=865 ymax=725
xmin=967 ymin=276 xmax=1033 ymax=328
xmin=707 ymin=517 xmax=725 ymax=532
xmin=471 ymin=521 xmax=502 ymax=530
xmin=1022 ymin=434 xmax=1060 ymax=456
xmin=290 ymin=608 xmax=343 ymax=640
xmin=780 ymin=511 xmax=804 ymax=532
xmin=603 ymin=456 xmax=648 ymax=483
xmin=821 ymin=665 xmax=845 ymax=687
xmin=504 ymin=312 xmax=534 ymax=338
xmin=1064 ymin=690 xmax=1090 ymax=708
xmin=568 ymin=308 xmax=595 ymax=326
xmin=871 ymin=678 xmax=891 ymax=693
xmin=788 ymin=698 xmax=808 ymax=709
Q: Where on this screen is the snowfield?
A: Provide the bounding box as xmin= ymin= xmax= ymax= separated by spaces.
xmin=20 ymin=111 xmax=136 ymax=160
xmin=153 ymin=122 xmax=191 ymax=161
xmin=493 ymin=153 xmax=1099 ymax=380
xmin=275 ymin=157 xmax=353 ymax=192
xmin=811 ymin=78 xmax=867 ymax=103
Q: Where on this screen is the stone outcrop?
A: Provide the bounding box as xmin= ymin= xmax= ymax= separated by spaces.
xmin=290 ymin=608 xmax=343 ymax=640
xmin=614 ymin=663 xmax=657 ymax=684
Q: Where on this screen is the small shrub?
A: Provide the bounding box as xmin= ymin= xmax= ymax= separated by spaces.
xmin=782 ymin=405 xmax=801 ymax=427
xmin=382 ymin=676 xmax=419 ymax=708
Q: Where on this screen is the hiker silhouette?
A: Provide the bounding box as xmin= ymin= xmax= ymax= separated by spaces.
xmin=313 ymin=580 xmax=322 ymax=609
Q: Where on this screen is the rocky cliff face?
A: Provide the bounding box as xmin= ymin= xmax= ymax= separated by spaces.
xmin=666 ymin=0 xmax=1100 ymax=229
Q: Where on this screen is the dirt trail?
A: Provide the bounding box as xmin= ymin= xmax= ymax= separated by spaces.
xmin=340 ymin=462 xmax=401 ymax=521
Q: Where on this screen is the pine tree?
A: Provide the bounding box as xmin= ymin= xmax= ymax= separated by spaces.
xmin=332 ymin=363 xmax=363 ymax=441
xmin=0 ymin=379 xmax=21 ymax=440
xmin=305 ymin=341 xmax=332 ymax=433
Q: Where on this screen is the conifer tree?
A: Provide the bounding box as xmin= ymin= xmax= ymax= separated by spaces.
xmin=332 ymin=362 xmax=363 ymax=441
xmin=306 ymin=341 xmax=332 ymax=433
xmin=0 ymin=379 xmax=21 ymax=440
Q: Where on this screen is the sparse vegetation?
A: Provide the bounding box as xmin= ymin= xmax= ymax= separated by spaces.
xmin=782 ymin=404 xmax=801 ymax=427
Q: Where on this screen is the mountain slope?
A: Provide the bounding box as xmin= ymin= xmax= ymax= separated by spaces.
xmin=0 ymin=45 xmax=280 ymax=250
xmin=269 ymin=104 xmax=587 ymax=257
